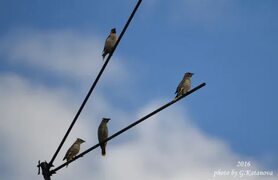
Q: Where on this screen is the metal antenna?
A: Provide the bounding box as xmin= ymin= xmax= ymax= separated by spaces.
xmin=47 ymin=0 xmax=143 ymax=169
xmin=50 ymin=83 xmax=206 ymax=174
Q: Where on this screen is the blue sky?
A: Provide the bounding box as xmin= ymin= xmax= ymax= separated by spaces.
xmin=0 ymin=0 xmax=277 ymax=179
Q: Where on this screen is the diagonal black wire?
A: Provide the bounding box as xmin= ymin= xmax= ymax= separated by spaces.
xmin=50 ymin=82 xmax=206 ymax=174
xmin=48 ymin=0 xmax=143 ymax=167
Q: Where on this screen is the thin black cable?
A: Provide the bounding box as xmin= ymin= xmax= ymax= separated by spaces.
xmin=50 ymin=82 xmax=206 ymax=174
xmin=48 ymin=0 xmax=143 ymax=167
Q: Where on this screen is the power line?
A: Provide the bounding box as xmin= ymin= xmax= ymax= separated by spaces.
xmin=50 ymin=82 xmax=206 ymax=174
xmin=48 ymin=0 xmax=142 ymax=168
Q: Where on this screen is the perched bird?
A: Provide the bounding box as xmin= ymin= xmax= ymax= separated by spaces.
xmin=102 ymin=28 xmax=117 ymax=60
xmin=175 ymin=72 xmax=194 ymax=98
xmin=98 ymin=118 xmax=110 ymax=156
xmin=63 ymin=138 xmax=85 ymax=166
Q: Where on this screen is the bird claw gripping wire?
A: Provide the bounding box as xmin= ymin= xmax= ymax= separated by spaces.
xmin=37 ymin=160 xmax=52 ymax=180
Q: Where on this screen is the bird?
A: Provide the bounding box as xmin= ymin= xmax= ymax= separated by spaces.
xmin=63 ymin=138 xmax=85 ymax=167
xmin=98 ymin=118 xmax=110 ymax=156
xmin=102 ymin=28 xmax=117 ymax=60
xmin=175 ymin=72 xmax=194 ymax=98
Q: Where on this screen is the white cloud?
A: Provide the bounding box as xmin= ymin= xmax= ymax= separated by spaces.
xmin=0 ymin=74 xmax=90 ymax=177
xmin=99 ymin=103 xmax=250 ymax=180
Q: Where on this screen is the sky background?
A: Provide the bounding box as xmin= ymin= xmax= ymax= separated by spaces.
xmin=0 ymin=0 xmax=277 ymax=179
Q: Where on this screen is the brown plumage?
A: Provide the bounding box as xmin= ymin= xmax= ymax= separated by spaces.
xmin=175 ymin=72 xmax=194 ymax=98
xmin=63 ymin=138 xmax=85 ymax=167
xmin=102 ymin=28 xmax=117 ymax=60
xmin=98 ymin=118 xmax=110 ymax=156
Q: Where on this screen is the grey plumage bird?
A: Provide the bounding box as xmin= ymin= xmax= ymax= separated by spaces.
xmin=63 ymin=138 xmax=85 ymax=166
xmin=98 ymin=118 xmax=110 ymax=156
xmin=175 ymin=72 xmax=194 ymax=98
xmin=102 ymin=28 xmax=117 ymax=60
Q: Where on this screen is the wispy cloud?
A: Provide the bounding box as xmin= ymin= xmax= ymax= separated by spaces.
xmin=0 ymin=28 xmax=130 ymax=84
xmin=0 ymin=28 xmax=136 ymax=102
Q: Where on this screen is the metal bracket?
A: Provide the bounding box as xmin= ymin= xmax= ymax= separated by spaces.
xmin=37 ymin=160 xmax=53 ymax=180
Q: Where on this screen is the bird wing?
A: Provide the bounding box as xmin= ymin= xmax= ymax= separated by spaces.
xmin=175 ymin=79 xmax=184 ymax=94
xmin=98 ymin=125 xmax=108 ymax=141
xmin=63 ymin=143 xmax=76 ymax=160
xmin=103 ymin=35 xmax=111 ymax=51
xmin=63 ymin=149 xmax=71 ymax=160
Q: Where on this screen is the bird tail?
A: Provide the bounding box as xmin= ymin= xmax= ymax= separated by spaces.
xmin=101 ymin=148 xmax=106 ymax=156
xmin=102 ymin=51 xmax=106 ymax=60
